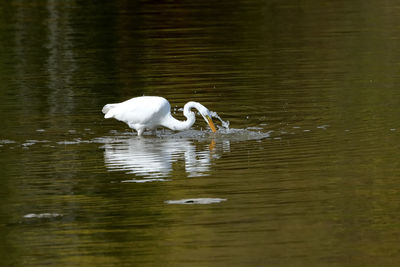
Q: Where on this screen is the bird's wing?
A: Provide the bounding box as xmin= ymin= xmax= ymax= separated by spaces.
xmin=113 ymin=97 xmax=169 ymax=125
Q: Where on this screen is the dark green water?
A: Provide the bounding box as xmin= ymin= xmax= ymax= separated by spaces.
xmin=1 ymin=1 xmax=400 ymax=266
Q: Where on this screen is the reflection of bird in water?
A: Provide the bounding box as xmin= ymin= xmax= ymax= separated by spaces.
xmin=102 ymin=96 xmax=217 ymax=136
xmin=103 ymin=138 xmax=215 ymax=178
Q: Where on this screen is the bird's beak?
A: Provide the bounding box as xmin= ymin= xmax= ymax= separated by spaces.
xmin=205 ymin=115 xmax=217 ymax=133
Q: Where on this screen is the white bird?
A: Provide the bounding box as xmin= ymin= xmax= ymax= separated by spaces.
xmin=102 ymin=96 xmax=217 ymax=136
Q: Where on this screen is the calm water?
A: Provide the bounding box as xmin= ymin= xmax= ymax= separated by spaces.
xmin=1 ymin=1 xmax=400 ymax=266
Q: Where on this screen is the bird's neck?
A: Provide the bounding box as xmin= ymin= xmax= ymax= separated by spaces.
xmin=161 ymin=102 xmax=203 ymax=131
xmin=162 ymin=113 xmax=195 ymax=131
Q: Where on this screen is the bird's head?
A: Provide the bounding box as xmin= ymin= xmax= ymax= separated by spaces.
xmin=184 ymin=101 xmax=217 ymax=133
xmin=195 ymin=103 xmax=217 ymax=133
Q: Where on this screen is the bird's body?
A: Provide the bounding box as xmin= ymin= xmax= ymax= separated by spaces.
xmin=102 ymin=96 xmax=216 ymax=136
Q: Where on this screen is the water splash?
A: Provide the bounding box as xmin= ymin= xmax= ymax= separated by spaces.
xmin=209 ymin=111 xmax=230 ymax=129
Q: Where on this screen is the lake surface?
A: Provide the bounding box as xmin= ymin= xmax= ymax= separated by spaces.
xmin=1 ymin=1 xmax=400 ymax=266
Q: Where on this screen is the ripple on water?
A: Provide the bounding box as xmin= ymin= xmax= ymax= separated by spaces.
xmin=165 ymin=198 xmax=227 ymax=204
xmin=1 ymin=126 xmax=271 ymax=151
xmin=56 ymin=138 xmax=90 ymax=145
xmin=0 ymin=139 xmax=16 ymax=144
xmin=22 ymin=140 xmax=50 ymax=148
xmin=155 ymin=128 xmax=271 ymax=142
xmin=121 ymin=178 xmax=170 ymax=183
xmin=23 ymin=213 xmax=63 ymax=219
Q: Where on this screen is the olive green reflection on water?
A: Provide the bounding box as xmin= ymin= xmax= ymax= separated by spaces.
xmin=1 ymin=0 xmax=400 ymax=266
